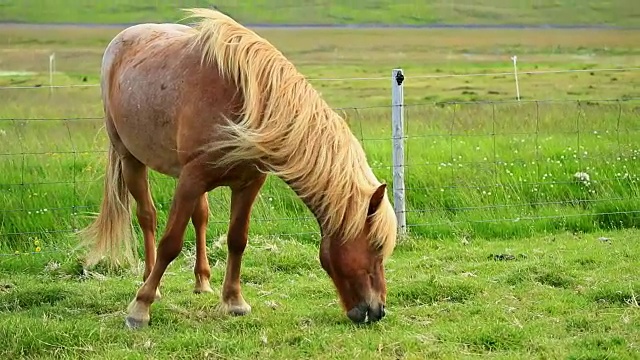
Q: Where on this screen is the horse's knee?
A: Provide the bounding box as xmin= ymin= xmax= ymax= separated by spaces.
xmin=157 ymin=237 xmax=183 ymax=263
xmin=195 ymin=199 xmax=209 ymax=220
xmin=227 ymin=235 xmax=247 ymax=255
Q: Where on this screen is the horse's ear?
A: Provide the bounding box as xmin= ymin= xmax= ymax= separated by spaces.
xmin=368 ymin=183 xmax=387 ymax=216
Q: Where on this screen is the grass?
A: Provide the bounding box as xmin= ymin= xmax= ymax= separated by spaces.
xmin=0 ymin=1 xmax=639 ymax=26
xmin=1 ymin=230 xmax=639 ymax=359
xmin=0 ymin=11 xmax=639 ymax=359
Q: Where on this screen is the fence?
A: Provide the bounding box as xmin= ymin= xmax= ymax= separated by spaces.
xmin=388 ymin=67 xmax=640 ymax=240
xmin=1 ymin=67 xmax=639 ymax=258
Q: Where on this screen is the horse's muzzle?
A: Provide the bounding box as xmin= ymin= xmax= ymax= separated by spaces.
xmin=347 ymin=302 xmax=386 ymax=324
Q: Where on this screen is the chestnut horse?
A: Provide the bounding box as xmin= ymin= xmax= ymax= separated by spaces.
xmin=79 ymin=8 xmax=397 ymax=328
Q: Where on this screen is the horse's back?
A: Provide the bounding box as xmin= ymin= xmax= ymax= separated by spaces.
xmin=101 ymin=23 xmax=194 ymax=94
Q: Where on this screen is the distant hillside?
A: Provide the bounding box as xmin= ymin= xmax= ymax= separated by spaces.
xmin=0 ymin=0 xmax=638 ymax=27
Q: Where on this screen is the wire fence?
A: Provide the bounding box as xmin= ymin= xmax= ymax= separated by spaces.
xmin=399 ymin=97 xmax=640 ymax=238
xmin=1 ymin=68 xmax=640 ymax=258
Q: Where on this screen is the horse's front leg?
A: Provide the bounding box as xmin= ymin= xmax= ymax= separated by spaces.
xmin=125 ymin=166 xmax=206 ymax=329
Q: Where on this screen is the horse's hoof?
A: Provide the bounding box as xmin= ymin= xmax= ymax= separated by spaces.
xmin=125 ymin=316 xmax=149 ymax=330
xmin=193 ymin=284 xmax=214 ymax=294
xmin=225 ymin=302 xmax=251 ymax=316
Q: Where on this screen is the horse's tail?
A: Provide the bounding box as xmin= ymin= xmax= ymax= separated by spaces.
xmin=78 ymin=142 xmax=136 ymax=269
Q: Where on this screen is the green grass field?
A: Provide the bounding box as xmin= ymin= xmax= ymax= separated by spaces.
xmin=1 ymin=230 xmax=639 ymax=359
xmin=0 ymin=0 xmax=639 ymax=26
xmin=0 ymin=4 xmax=639 ymax=359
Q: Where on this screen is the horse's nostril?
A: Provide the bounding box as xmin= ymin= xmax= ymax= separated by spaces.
xmin=347 ymin=303 xmax=368 ymax=324
xmin=348 ymin=303 xmax=386 ymax=323
xmin=367 ymin=304 xmax=386 ymax=323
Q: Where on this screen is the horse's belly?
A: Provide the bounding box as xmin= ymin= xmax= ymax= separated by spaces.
xmin=114 ymin=108 xmax=182 ymax=178
xmin=110 ymin=64 xmax=186 ymax=177
xmin=108 ymin=82 xmax=182 ymax=177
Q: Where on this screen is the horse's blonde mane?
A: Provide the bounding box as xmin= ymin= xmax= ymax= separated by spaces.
xmin=183 ymin=8 xmax=396 ymax=258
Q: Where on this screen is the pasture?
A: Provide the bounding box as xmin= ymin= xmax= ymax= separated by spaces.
xmin=0 ymin=3 xmax=639 ymax=359
xmin=1 ymin=230 xmax=638 ymax=359
xmin=1 ymin=0 xmax=638 ymax=26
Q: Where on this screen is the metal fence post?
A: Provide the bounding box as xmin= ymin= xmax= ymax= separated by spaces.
xmin=391 ymin=68 xmax=406 ymax=235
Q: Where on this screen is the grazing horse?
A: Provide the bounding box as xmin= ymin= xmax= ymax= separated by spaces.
xmin=79 ymin=8 xmax=397 ymax=328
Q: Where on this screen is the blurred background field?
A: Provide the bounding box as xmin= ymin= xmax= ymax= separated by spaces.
xmin=1 ymin=0 xmax=639 ymax=26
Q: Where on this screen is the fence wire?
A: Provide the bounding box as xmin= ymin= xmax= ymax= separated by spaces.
xmin=1 ymin=97 xmax=639 ymax=257
xmin=401 ymin=97 xmax=640 ymax=238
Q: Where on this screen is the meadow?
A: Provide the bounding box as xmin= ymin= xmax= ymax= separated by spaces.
xmin=1 ymin=230 xmax=638 ymax=359
xmin=0 ymin=0 xmax=638 ymax=26
xmin=0 ymin=5 xmax=639 ymax=359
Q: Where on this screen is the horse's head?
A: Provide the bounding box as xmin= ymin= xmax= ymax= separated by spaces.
xmin=319 ymin=183 xmax=397 ymax=324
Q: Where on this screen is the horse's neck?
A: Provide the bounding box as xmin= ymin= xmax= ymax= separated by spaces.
xmin=274 ymin=118 xmax=366 ymax=239
xmin=281 ymin=177 xmax=326 ymax=231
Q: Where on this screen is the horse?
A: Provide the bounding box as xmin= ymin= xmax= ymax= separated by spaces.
xmin=79 ymin=8 xmax=397 ymax=328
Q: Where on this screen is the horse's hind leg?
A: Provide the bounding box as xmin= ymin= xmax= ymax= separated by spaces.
xmin=121 ymin=154 xmax=161 ymax=300
xmin=193 ymin=193 xmax=213 ymax=294
xmin=220 ymin=174 xmax=267 ymax=315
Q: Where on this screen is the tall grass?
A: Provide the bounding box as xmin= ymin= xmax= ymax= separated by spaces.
xmin=402 ymin=99 xmax=640 ymax=238
xmin=1 ymin=95 xmax=638 ymax=254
